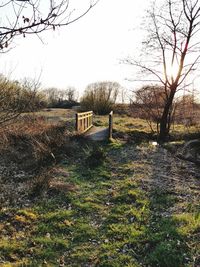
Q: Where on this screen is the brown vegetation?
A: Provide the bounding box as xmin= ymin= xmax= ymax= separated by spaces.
xmin=0 ymin=75 xmax=45 ymax=125
xmin=0 ymin=115 xmax=73 ymax=170
xmin=0 ymin=111 xmax=78 ymax=205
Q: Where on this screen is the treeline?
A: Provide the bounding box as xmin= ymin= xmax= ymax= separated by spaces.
xmin=43 ymin=87 xmax=79 ymax=109
xmin=0 ymin=75 xmax=123 ymax=115
xmin=1 ymin=73 xmax=199 ymax=134
xmin=43 ymin=81 xmax=123 ymax=114
xmin=0 ymin=75 xmax=80 ymax=124
xmin=0 ymin=74 xmax=124 ymax=125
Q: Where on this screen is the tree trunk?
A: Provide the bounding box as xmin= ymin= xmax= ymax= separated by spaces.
xmin=159 ymin=87 xmax=176 ymax=143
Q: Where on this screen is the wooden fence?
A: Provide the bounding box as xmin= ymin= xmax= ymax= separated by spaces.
xmin=76 ymin=111 xmax=93 ymax=133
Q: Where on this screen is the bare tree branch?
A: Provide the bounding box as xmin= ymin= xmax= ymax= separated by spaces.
xmin=0 ymin=0 xmax=99 ymax=50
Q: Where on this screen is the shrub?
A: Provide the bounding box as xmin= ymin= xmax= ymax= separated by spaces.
xmin=80 ymin=81 xmax=120 ymax=115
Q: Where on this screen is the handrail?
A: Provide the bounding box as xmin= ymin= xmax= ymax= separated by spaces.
xmin=76 ymin=111 xmax=93 ymax=133
xmin=109 ymin=111 xmax=113 ymax=139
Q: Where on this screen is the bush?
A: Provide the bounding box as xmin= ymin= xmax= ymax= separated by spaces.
xmin=52 ymin=100 xmax=79 ymax=109
xmin=0 ymin=116 xmax=70 ymax=170
xmin=80 ymin=81 xmax=120 ymax=115
xmin=0 ymin=75 xmax=46 ymax=125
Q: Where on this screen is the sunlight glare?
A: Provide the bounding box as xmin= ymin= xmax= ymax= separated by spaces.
xmin=168 ymin=62 xmax=179 ymax=80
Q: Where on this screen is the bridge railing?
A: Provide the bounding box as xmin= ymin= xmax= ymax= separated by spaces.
xmin=76 ymin=111 xmax=93 ymax=133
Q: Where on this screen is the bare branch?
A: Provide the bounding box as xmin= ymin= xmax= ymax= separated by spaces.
xmin=0 ymin=0 xmax=99 ymax=50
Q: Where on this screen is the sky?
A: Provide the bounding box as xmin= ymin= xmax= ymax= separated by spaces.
xmin=0 ymin=0 xmax=150 ymax=97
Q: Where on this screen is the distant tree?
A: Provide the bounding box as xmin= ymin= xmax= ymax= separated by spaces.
xmin=65 ymin=87 xmax=78 ymax=102
xmin=42 ymin=87 xmax=59 ymax=107
xmin=119 ymin=87 xmax=128 ymax=104
xmin=42 ymin=86 xmax=78 ymax=108
xmin=126 ymin=0 xmax=200 ymax=142
xmin=0 ymin=0 xmax=98 ymax=50
xmin=80 ymin=81 xmax=120 ymax=115
xmin=178 ymin=94 xmax=196 ymax=108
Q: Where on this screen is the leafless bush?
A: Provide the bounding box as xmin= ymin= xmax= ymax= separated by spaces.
xmin=0 ymin=75 xmax=46 ymax=125
xmin=130 ymin=85 xmax=171 ymax=133
xmin=174 ymin=94 xmax=200 ymax=127
xmin=81 ymin=81 xmax=120 ymax=115
xmin=113 ymin=104 xmax=131 ymax=116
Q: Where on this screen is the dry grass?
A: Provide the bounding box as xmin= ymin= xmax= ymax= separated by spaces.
xmin=0 ymin=114 xmax=74 ymax=170
xmin=29 ymin=108 xmax=76 ymax=123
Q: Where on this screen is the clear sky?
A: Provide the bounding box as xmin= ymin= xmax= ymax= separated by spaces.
xmin=0 ymin=0 xmax=149 ymax=96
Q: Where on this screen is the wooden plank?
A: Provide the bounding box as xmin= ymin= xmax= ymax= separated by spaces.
xmin=77 ymin=111 xmax=93 ymax=117
xmin=77 ymin=115 xmax=92 ymax=120
xmin=81 ymin=124 xmax=93 ymax=133
xmin=77 ymin=113 xmax=93 ymax=120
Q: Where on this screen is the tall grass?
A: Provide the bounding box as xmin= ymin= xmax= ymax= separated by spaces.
xmin=0 ymin=115 xmax=72 ymax=169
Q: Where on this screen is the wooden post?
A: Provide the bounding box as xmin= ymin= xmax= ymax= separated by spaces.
xmin=109 ymin=111 xmax=113 ymax=139
xmin=75 ymin=113 xmax=78 ymax=131
xmin=91 ymin=111 xmax=93 ymax=127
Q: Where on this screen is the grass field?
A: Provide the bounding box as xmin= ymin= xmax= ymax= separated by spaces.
xmin=0 ymin=109 xmax=200 ymax=266
xmin=23 ymin=108 xmax=200 ymax=140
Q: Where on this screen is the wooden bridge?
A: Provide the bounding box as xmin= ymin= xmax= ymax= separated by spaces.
xmin=75 ymin=111 xmax=113 ymax=141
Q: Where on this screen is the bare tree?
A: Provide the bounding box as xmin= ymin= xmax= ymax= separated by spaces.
xmin=81 ymin=81 xmax=120 ymax=114
xmin=0 ymin=0 xmax=98 ymax=50
xmin=120 ymin=86 xmax=128 ymax=104
xmin=42 ymin=86 xmax=78 ymax=107
xmin=126 ymin=0 xmax=200 ymax=142
xmin=65 ymin=86 xmax=78 ymax=102
xmin=42 ymin=87 xmax=58 ymax=106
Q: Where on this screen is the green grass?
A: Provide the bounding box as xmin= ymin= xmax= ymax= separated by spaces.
xmin=0 ymin=115 xmax=200 ymax=266
xmin=93 ymin=114 xmax=200 ymax=142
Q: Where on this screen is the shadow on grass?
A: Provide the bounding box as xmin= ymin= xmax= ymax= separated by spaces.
xmin=140 ymin=145 xmax=200 ymax=267
xmin=113 ymin=129 xmax=156 ymax=145
xmin=143 ymin=189 xmax=190 ymax=267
